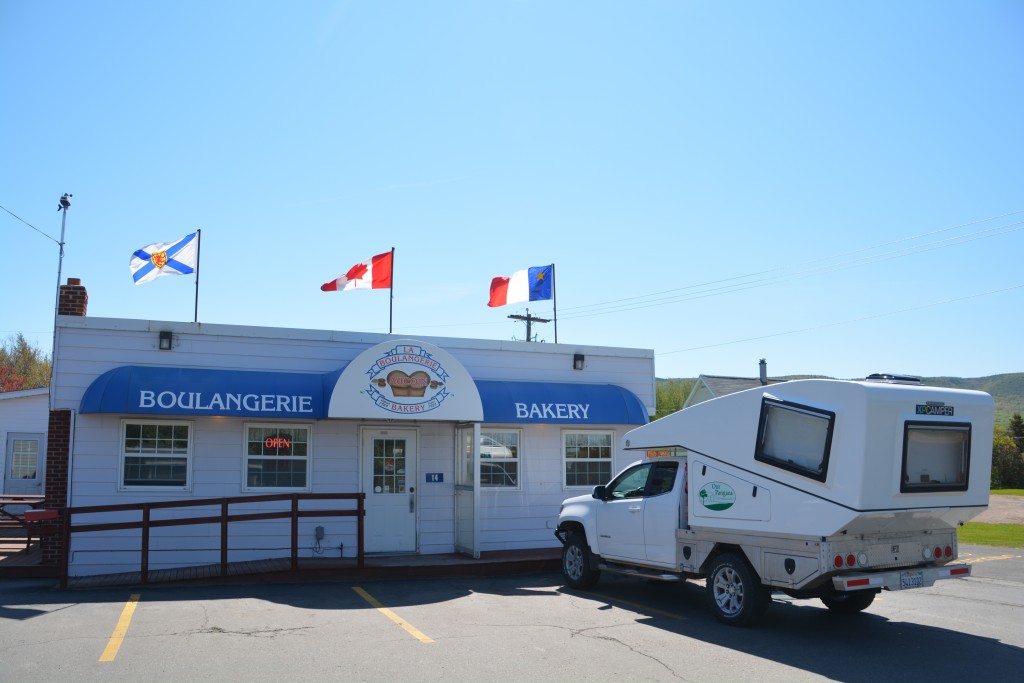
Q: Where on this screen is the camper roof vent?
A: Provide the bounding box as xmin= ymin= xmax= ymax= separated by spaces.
xmin=865 ymin=373 xmax=922 ymax=385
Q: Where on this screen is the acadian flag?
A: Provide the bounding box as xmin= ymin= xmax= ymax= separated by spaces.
xmin=321 ymin=251 xmax=394 ymax=291
xmin=130 ymin=232 xmax=198 ymax=285
xmin=488 ymin=265 xmax=553 ymax=307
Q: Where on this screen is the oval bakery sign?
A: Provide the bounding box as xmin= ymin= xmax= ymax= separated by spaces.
xmin=365 ymin=344 xmax=449 ymax=415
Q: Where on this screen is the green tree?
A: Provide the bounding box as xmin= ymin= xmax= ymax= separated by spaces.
xmin=1009 ymin=413 xmax=1024 ymax=449
xmin=0 ymin=334 xmax=51 ymax=391
xmin=991 ymin=424 xmax=1024 ymax=489
xmin=655 ymin=378 xmax=694 ymax=420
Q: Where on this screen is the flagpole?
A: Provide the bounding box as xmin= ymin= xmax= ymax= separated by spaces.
xmin=551 ymin=262 xmax=558 ymax=343
xmin=389 ymin=246 xmax=395 ymax=334
xmin=193 ymin=229 xmax=202 ymax=323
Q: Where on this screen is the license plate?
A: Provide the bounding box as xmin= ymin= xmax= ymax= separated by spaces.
xmin=900 ymin=570 xmax=924 ymax=589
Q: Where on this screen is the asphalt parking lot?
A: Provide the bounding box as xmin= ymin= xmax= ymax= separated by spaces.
xmin=1 ymin=544 xmax=1021 ymax=682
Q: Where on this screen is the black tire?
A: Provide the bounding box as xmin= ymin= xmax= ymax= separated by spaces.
xmin=821 ymin=590 xmax=877 ymax=614
xmin=705 ymin=553 xmax=771 ymax=627
xmin=562 ymin=532 xmax=601 ymax=589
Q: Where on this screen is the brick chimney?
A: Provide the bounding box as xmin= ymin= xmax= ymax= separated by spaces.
xmin=57 ymin=277 xmax=88 ymax=317
xmin=43 ymin=277 xmax=88 ymax=567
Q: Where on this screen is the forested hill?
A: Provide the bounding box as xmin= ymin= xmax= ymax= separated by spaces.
xmin=921 ymin=374 xmax=1024 ymax=424
xmin=658 ymin=373 xmax=1024 ymax=425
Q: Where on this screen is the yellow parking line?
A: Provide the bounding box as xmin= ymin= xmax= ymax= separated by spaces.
xmin=99 ymin=594 xmax=141 ymax=662
xmin=962 ymin=553 xmax=1021 ymax=565
xmin=583 ymin=591 xmax=688 ymax=621
xmin=352 ymin=586 xmax=434 ymax=643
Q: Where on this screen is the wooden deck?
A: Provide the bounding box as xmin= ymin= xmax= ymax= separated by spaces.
xmin=0 ymin=531 xmax=559 ymax=587
xmin=0 ymin=530 xmax=59 ymax=578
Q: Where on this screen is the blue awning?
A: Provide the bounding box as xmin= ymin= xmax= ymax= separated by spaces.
xmin=80 ymin=366 xmax=329 ymax=418
xmin=80 ymin=367 xmax=649 ymax=425
xmin=474 ymin=380 xmax=648 ymax=425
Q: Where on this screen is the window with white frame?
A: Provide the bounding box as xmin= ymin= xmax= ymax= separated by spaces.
xmin=11 ymin=439 xmax=39 ymax=479
xmin=244 ymin=424 xmax=311 ymax=491
xmin=121 ymin=420 xmax=191 ymax=489
xmin=563 ymin=431 xmax=614 ymax=488
xmin=480 ymin=430 xmax=520 ymax=488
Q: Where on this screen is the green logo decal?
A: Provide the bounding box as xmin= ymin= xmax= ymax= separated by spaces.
xmin=698 ymin=482 xmax=736 ymax=511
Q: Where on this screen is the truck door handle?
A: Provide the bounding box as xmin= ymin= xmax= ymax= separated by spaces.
xmin=629 ymin=506 xmax=641 ymax=513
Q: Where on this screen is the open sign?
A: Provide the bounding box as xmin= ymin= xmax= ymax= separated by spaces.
xmin=265 ymin=437 xmax=291 ymax=449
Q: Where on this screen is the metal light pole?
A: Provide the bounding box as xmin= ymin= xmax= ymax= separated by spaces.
xmin=49 ymin=193 xmax=71 ymax=408
xmin=55 ymin=194 xmax=71 ymax=296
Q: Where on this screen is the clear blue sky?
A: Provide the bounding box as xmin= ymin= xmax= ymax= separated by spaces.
xmin=3 ymin=1 xmax=1022 ymax=380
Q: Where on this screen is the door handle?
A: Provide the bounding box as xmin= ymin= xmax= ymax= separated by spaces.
xmin=409 ymin=487 xmax=415 ymax=513
xmin=629 ymin=506 xmax=641 ymax=513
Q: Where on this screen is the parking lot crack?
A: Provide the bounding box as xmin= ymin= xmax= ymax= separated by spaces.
xmin=570 ymin=626 xmax=685 ymax=681
xmin=186 ymin=625 xmax=318 ymax=638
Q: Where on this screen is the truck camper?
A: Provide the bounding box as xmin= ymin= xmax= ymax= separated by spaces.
xmin=555 ymin=376 xmax=994 ymax=626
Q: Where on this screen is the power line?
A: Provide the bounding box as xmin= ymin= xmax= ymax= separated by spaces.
xmin=657 ymin=282 xmax=1024 ymax=356
xmin=0 ymin=202 xmax=60 ymax=245
xmin=558 ymin=216 xmax=1024 ymax=320
xmin=559 ymin=220 xmax=1024 ymax=321
xmin=403 ymin=209 xmax=1024 ymax=332
xmin=560 ymin=209 xmax=1024 ymax=315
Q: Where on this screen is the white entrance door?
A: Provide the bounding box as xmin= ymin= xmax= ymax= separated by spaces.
xmin=4 ymin=433 xmax=43 ymax=496
xmin=362 ymin=428 xmax=418 ymax=553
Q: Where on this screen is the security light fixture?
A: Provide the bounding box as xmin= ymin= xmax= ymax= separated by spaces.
xmin=573 ymin=353 xmax=584 ymax=371
xmin=159 ymin=331 xmax=173 ymax=351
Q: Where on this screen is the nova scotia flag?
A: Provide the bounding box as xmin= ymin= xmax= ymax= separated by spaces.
xmin=130 ymin=232 xmax=198 ymax=285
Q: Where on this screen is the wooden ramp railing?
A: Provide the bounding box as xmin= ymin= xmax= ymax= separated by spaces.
xmin=60 ymin=493 xmax=364 ymax=589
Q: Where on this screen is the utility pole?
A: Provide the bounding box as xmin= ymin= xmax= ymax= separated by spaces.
xmin=508 ymin=308 xmax=550 ymax=342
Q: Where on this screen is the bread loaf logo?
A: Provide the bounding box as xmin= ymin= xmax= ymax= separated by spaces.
xmin=365 ymin=344 xmax=449 ymax=415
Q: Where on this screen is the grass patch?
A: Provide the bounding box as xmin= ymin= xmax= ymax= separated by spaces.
xmin=991 ymin=489 xmax=1024 ymax=497
xmin=959 ymin=522 xmax=1024 ymax=548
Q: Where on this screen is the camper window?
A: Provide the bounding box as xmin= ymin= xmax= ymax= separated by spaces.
xmin=901 ymin=422 xmax=971 ymax=493
xmin=755 ymin=398 xmax=835 ymax=482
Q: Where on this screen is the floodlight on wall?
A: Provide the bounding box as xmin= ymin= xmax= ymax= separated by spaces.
xmin=573 ymin=353 xmax=585 ymax=371
xmin=159 ymin=330 xmax=173 ymax=351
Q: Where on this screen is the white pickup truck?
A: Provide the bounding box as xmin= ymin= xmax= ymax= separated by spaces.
xmin=555 ymin=376 xmax=994 ymax=626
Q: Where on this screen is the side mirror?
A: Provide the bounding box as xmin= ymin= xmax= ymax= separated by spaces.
xmin=592 ymin=485 xmax=607 ymax=500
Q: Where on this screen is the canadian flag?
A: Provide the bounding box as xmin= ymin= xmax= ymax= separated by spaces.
xmin=321 ymin=251 xmax=393 ymax=291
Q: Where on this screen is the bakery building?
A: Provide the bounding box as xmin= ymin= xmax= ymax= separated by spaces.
xmin=45 ymin=279 xmax=654 ymax=577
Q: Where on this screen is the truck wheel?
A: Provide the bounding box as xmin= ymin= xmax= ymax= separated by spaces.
xmin=821 ymin=590 xmax=877 ymax=614
xmin=706 ymin=553 xmax=770 ymax=627
xmin=562 ymin=533 xmax=601 ymax=589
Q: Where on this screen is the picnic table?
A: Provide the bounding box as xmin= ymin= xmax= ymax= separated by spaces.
xmin=0 ymin=495 xmax=51 ymax=552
